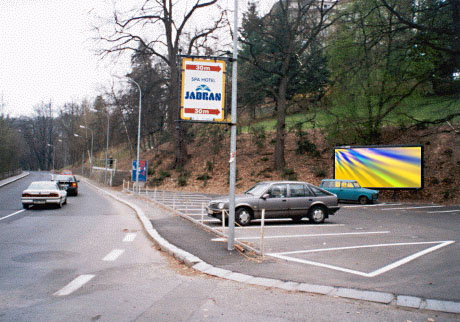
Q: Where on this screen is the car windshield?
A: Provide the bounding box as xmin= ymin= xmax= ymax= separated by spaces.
xmin=28 ymin=182 xmax=57 ymax=190
xmin=353 ymin=182 xmax=361 ymax=188
xmin=245 ymin=182 xmax=270 ymax=196
xmin=54 ymin=175 xmax=74 ymax=181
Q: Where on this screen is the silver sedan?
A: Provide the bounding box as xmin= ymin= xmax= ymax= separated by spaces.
xmin=206 ymin=181 xmax=340 ymax=226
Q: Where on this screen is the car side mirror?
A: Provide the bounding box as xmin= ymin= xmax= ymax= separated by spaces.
xmin=77 ymin=180 xmax=80 ymax=183
xmin=262 ymin=193 xmax=269 ymax=200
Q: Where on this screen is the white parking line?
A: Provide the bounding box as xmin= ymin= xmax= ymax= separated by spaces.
xmin=381 ymin=205 xmax=443 ymax=211
xmin=268 ymin=241 xmax=454 ymax=277
xmin=342 ymin=203 xmax=402 ymax=208
xmin=102 ymin=249 xmax=125 ymax=261
xmin=212 ymin=231 xmax=390 ymax=241
xmin=123 ymin=233 xmax=137 ymax=242
xmin=215 ymin=224 xmax=345 ymax=230
xmin=0 ymin=209 xmax=25 ymax=222
xmin=428 ymin=210 xmax=460 ymax=214
xmin=54 ymin=274 xmax=95 ymax=296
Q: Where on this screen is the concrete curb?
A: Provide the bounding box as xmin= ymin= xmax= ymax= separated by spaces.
xmin=0 ymin=172 xmax=30 ymax=188
xmin=83 ymin=179 xmax=460 ymax=315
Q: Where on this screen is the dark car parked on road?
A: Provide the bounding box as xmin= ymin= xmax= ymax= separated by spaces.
xmin=206 ymin=181 xmax=340 ymax=226
xmin=52 ymin=175 xmax=79 ymax=196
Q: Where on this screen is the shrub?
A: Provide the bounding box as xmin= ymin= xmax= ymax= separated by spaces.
xmin=313 ymin=167 xmax=327 ymax=178
xmin=282 ymin=168 xmax=298 ymax=181
xmin=249 ymin=126 xmax=266 ymax=149
xmin=206 ymin=161 xmax=213 ymax=172
xmin=178 ymin=170 xmax=190 ymax=187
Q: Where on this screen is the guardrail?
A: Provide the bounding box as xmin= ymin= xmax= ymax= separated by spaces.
xmin=0 ymin=169 xmax=22 ymax=181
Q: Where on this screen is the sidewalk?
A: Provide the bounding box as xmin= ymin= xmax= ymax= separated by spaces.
xmin=84 ymin=178 xmax=460 ymax=315
xmin=0 ymin=172 xmax=29 ymax=188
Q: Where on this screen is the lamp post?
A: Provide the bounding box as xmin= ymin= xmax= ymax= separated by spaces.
xmin=126 ymin=78 xmax=142 ymax=193
xmin=79 ymin=125 xmax=93 ymax=177
xmin=89 ymin=108 xmax=110 ymax=185
xmin=74 ymin=133 xmax=85 ymax=175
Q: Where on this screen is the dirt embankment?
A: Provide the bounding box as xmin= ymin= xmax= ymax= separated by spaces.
xmin=116 ymin=125 xmax=460 ymax=204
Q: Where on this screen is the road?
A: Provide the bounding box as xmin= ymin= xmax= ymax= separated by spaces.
xmin=0 ymin=172 xmax=458 ymax=321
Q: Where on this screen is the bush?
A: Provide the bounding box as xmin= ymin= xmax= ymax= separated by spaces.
xmin=294 ymin=123 xmax=320 ymax=157
xmin=282 ymin=168 xmax=298 ymax=181
xmin=206 ymin=161 xmax=213 ymax=172
xmin=249 ymin=126 xmax=266 ymax=149
xmin=178 ymin=170 xmax=190 ymax=187
xmin=313 ymin=167 xmax=327 ymax=178
xmin=197 ymin=173 xmax=212 ymax=187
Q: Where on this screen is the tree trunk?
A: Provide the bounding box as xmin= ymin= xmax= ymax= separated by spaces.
xmin=168 ymin=55 xmax=188 ymax=169
xmin=274 ymin=77 xmax=288 ymax=170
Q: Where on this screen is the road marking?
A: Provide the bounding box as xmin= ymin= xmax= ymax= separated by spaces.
xmin=102 ymin=249 xmax=125 ymax=261
xmin=0 ymin=209 xmax=25 ymax=222
xmin=54 ymin=274 xmax=95 ymax=296
xmin=215 ymin=224 xmax=345 ymax=230
xmin=381 ymin=205 xmax=443 ymax=211
xmin=211 ymin=231 xmax=390 ymax=241
xmin=123 ymin=233 xmax=137 ymax=242
xmin=342 ymin=203 xmax=402 ymax=208
xmin=428 ymin=210 xmax=460 ymax=214
xmin=268 ymin=241 xmax=454 ymax=277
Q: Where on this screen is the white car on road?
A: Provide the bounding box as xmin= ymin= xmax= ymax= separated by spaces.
xmin=21 ymin=181 xmax=67 ymax=209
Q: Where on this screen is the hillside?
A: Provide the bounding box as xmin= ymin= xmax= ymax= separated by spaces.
xmin=114 ymin=124 xmax=460 ymax=204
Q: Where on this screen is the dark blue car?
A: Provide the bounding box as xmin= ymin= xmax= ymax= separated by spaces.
xmin=320 ymin=179 xmax=379 ymax=204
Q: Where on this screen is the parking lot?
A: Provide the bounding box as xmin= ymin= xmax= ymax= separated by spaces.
xmin=135 ymin=189 xmax=460 ymax=301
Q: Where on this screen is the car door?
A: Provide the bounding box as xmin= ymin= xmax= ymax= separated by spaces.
xmin=340 ymin=181 xmax=356 ymax=201
xmin=287 ymin=183 xmax=313 ymax=217
xmin=258 ymin=183 xmax=289 ymax=218
xmin=325 ymin=180 xmax=341 ymax=198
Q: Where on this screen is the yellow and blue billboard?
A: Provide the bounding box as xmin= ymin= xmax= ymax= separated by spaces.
xmin=334 ymin=145 xmax=423 ymax=189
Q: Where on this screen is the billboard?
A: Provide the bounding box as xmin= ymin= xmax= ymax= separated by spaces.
xmin=334 ymin=145 xmax=423 ymax=189
xmin=180 ymin=58 xmax=226 ymax=122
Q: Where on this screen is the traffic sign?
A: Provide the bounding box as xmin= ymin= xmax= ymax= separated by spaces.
xmin=180 ymin=58 xmax=226 ymax=122
xmin=132 ymin=160 xmax=147 ymax=182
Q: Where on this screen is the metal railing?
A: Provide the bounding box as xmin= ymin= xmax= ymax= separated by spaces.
xmin=0 ymin=169 xmax=22 ymax=181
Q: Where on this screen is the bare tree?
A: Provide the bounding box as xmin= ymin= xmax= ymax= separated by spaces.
xmin=95 ymin=0 xmax=228 ymax=168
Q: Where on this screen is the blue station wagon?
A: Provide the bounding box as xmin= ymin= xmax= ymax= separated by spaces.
xmin=320 ymin=179 xmax=379 ymax=204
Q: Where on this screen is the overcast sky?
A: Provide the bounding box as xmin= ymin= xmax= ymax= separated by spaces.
xmin=0 ymin=0 xmax=276 ymax=117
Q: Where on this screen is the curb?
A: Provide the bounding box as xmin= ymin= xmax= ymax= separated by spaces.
xmin=83 ymin=179 xmax=460 ymax=315
xmin=0 ymin=172 xmax=30 ymax=188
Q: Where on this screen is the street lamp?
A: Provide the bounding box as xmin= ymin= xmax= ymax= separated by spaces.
xmin=74 ymin=133 xmax=85 ymax=175
xmin=89 ymin=108 xmax=110 ymax=185
xmin=79 ymin=125 xmax=94 ymax=177
xmin=126 ymin=78 xmax=142 ymax=193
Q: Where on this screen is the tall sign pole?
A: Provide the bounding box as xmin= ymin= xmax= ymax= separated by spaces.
xmin=228 ymin=0 xmax=239 ymax=251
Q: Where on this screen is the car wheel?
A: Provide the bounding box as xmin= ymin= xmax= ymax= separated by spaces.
xmin=63 ymin=198 xmax=67 ymax=205
xmin=236 ymin=208 xmax=252 ymax=226
xmin=358 ymin=196 xmax=368 ymax=205
xmin=22 ymin=204 xmax=29 ymax=209
xmin=57 ymin=199 xmax=62 ymax=208
xmin=309 ymin=206 xmax=325 ymax=224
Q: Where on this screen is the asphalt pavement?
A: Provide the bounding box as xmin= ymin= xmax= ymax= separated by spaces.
xmin=103 ymin=184 xmax=460 ymax=315
xmin=1 ymin=172 xmax=459 ymax=321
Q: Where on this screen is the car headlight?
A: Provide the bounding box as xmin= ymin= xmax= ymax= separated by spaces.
xmin=218 ymin=202 xmax=225 ymax=209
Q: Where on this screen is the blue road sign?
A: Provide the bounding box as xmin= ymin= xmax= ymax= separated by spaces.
xmin=132 ymin=160 xmax=147 ymax=182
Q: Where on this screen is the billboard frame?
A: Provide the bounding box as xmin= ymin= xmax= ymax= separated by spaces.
xmin=333 ymin=144 xmax=424 ymax=190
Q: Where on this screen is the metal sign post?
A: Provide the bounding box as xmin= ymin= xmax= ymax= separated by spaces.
xmin=228 ymin=0 xmax=239 ymax=251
